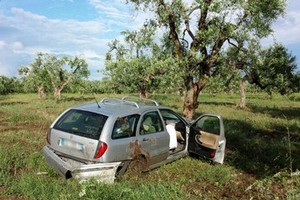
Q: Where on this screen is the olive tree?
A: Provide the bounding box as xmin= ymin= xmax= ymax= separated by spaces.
xmin=105 ymin=21 xmax=183 ymax=97
xmin=19 ymin=53 xmax=89 ymax=100
xmin=217 ymin=42 xmax=298 ymax=108
xmin=126 ymin=0 xmax=286 ymax=119
xmin=249 ymin=43 xmax=298 ymax=96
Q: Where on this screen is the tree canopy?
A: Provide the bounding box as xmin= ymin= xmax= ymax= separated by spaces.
xmin=105 ymin=21 xmax=183 ymax=97
xmin=249 ymin=43 xmax=298 ymax=95
xmin=19 ymin=53 xmax=89 ymax=100
xmin=125 ymin=0 xmax=286 ymax=119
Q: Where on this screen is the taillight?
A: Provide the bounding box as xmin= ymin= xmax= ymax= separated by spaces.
xmin=94 ymin=142 xmax=108 ymax=159
xmin=46 ymin=128 xmax=51 ymax=145
xmin=210 ymin=150 xmax=216 ymax=158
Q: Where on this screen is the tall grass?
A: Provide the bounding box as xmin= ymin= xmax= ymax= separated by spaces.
xmin=0 ymin=93 xmax=299 ymax=199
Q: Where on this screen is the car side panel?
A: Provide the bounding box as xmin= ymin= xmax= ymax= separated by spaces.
xmin=137 ymin=130 xmax=170 ymax=166
xmin=100 ymin=116 xmax=137 ymax=162
xmin=102 ymin=137 xmax=138 ymax=162
xmin=136 ymin=110 xmax=170 ymax=166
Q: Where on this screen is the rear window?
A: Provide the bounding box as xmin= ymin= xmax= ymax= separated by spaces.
xmin=53 ymin=109 xmax=108 ymax=140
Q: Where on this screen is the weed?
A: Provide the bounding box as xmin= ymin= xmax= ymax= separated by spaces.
xmin=79 ymin=178 xmax=188 ymax=200
xmin=0 ymin=93 xmax=299 ymax=199
xmin=288 ymin=93 xmax=300 ymax=102
xmin=194 ymin=164 xmax=233 ymax=187
xmin=9 ymin=174 xmax=80 ymax=200
xmin=0 ymin=140 xmax=27 ymax=184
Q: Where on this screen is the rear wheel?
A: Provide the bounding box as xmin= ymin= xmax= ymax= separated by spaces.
xmin=127 ymin=155 xmax=147 ymax=174
xmin=116 ymin=160 xmax=131 ymax=179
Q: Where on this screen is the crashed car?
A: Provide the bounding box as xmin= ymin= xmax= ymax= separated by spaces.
xmin=43 ymin=97 xmax=226 ymax=183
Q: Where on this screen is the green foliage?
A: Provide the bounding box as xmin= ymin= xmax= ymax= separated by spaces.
xmin=289 ymin=93 xmax=300 ymax=101
xmin=251 ymin=43 xmax=298 ymax=95
xmin=0 ymin=76 xmax=24 ymax=95
xmin=106 ymin=56 xmax=183 ymax=96
xmin=204 ymin=64 xmax=241 ymax=95
xmin=105 ymin=23 xmax=184 ymax=97
xmin=204 ymin=41 xmax=299 ymax=103
xmin=242 ymin=0 xmax=286 ymax=37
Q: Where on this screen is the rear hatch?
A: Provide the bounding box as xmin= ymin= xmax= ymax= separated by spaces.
xmin=48 ymin=109 xmax=108 ymax=161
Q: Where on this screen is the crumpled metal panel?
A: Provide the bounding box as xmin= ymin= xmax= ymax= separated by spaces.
xmin=72 ymin=162 xmax=121 ymax=184
xmin=43 ymin=146 xmax=121 ymax=184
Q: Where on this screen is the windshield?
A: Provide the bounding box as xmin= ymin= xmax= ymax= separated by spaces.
xmin=53 ymin=109 xmax=108 ymax=140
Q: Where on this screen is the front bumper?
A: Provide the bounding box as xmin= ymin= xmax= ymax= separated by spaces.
xmin=43 ymin=146 xmax=121 ymax=183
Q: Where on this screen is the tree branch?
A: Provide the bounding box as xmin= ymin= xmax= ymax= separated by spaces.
xmin=227 ymin=38 xmax=249 ymax=54
xmin=198 ymin=0 xmax=212 ymax=31
xmin=209 ymin=35 xmax=228 ymax=65
xmin=159 ymin=0 xmax=183 ymax=57
xmin=194 ymin=0 xmax=212 ymax=58
xmin=183 ymin=6 xmax=200 ymax=41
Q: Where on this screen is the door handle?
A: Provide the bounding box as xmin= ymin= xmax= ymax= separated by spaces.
xmin=143 ymin=138 xmax=150 ymax=142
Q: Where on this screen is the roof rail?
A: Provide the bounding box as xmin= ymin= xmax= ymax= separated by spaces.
xmin=100 ymin=98 xmax=122 ymax=103
xmin=122 ymin=96 xmax=159 ymax=106
xmin=100 ymin=97 xmax=140 ymax=108
xmin=122 ymin=100 xmax=139 ymax=108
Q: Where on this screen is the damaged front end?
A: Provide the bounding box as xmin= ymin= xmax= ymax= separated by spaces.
xmin=43 ymin=146 xmax=121 ymax=184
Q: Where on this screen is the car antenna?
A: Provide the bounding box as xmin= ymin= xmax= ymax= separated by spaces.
xmin=93 ymin=94 xmax=101 ymax=108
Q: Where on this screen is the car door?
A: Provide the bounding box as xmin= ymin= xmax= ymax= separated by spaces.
xmin=137 ymin=111 xmax=169 ymax=166
xmin=188 ymin=114 xmax=226 ymax=164
xmin=159 ymin=108 xmax=188 ymax=150
xmin=104 ymin=114 xmax=140 ymax=162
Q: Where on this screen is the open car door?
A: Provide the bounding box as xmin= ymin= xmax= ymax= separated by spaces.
xmin=188 ymin=114 xmax=226 ymax=164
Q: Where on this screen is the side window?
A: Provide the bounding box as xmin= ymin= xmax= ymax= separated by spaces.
xmin=112 ymin=114 xmax=140 ymax=139
xmin=160 ymin=109 xmax=181 ymax=124
xmin=140 ymin=111 xmax=163 ymax=135
xmin=160 ymin=109 xmax=186 ymax=141
xmin=193 ymin=116 xmax=220 ymax=135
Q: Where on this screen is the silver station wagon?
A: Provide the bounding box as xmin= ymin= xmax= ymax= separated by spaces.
xmin=43 ymin=97 xmax=226 ymax=183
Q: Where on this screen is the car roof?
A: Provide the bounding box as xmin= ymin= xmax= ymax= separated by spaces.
xmin=71 ymin=97 xmax=167 ymax=117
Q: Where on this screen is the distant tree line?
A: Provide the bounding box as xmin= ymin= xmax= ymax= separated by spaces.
xmin=0 ymin=76 xmax=24 ymax=95
xmin=1 ymin=47 xmax=299 ymax=99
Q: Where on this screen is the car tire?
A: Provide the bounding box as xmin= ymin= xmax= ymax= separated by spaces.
xmin=116 ymin=160 xmax=131 ymax=179
xmin=127 ymin=155 xmax=147 ymax=174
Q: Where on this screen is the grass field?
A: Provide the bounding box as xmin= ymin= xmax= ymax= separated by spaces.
xmin=0 ymin=93 xmax=300 ymax=199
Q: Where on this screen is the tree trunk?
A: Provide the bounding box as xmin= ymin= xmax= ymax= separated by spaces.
xmin=237 ymin=77 xmax=246 ymax=109
xmin=54 ymin=88 xmax=62 ymax=100
xmin=182 ymin=77 xmax=206 ymax=120
xmin=139 ymin=84 xmax=149 ymax=99
xmin=52 ymin=80 xmax=70 ymax=101
xmin=37 ymin=86 xmax=46 ymax=99
xmin=183 ymin=87 xmax=198 ymax=120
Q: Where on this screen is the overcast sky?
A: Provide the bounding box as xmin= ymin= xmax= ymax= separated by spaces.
xmin=0 ymin=0 xmax=299 ymax=80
